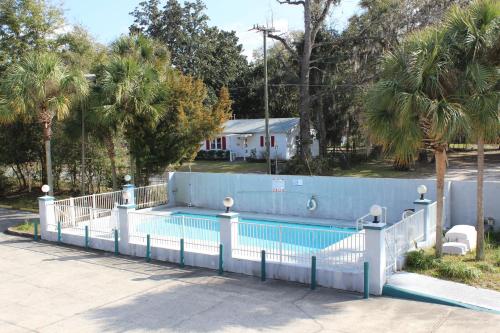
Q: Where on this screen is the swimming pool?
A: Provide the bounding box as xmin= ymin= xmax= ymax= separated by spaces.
xmin=131 ymin=211 xmax=357 ymax=252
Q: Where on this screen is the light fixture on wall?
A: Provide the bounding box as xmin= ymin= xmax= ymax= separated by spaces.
xmin=417 ymin=185 xmax=427 ymax=200
xmin=370 ymin=204 xmax=383 ymax=223
xmin=223 ymin=197 xmax=234 ymax=213
xmin=41 ymin=184 xmax=50 ymax=196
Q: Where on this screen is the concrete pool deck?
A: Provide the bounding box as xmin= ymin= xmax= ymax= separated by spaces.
xmin=142 ymin=205 xmax=358 ymax=229
xmin=0 ymin=230 xmax=499 ymax=332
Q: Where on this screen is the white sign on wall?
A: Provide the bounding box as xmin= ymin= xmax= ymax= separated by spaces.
xmin=272 ymin=178 xmax=285 ymax=192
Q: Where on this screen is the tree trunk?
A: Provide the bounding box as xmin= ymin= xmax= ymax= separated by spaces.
xmin=476 ymin=136 xmax=485 ymax=260
xmin=299 ymin=0 xmax=313 ymax=160
xmin=434 ymin=148 xmax=447 ymax=257
xmin=104 ymin=135 xmax=118 ymax=191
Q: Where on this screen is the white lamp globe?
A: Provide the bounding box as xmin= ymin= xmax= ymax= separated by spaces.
xmin=124 ymin=174 xmax=132 ymax=182
xmin=417 ymin=185 xmax=427 ymax=195
xmin=417 ymin=185 xmax=427 ymax=200
xmin=41 ymin=184 xmax=50 ymax=194
xmin=370 ymin=204 xmax=383 ymax=217
xmin=223 ymin=197 xmax=234 ymax=208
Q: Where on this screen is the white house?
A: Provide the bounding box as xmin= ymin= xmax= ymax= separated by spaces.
xmin=200 ymin=118 xmax=319 ymax=160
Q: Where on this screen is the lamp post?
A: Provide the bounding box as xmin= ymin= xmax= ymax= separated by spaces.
xmin=124 ymin=174 xmax=132 ymax=184
xmin=370 ymin=204 xmax=383 ymax=223
xmin=417 ymin=185 xmax=427 ymax=200
xmin=223 ymin=197 xmax=234 ymax=213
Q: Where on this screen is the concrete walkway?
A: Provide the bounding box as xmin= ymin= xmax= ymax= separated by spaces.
xmin=386 ymin=272 xmax=500 ymax=313
xmin=0 ymin=232 xmax=499 ymax=333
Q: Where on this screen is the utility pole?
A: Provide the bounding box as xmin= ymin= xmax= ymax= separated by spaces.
xmin=251 ymin=24 xmax=277 ymax=175
xmin=82 ymin=74 xmax=96 ymax=195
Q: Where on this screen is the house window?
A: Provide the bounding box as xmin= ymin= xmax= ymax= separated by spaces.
xmin=260 ymin=136 xmax=264 ymax=147
xmin=208 ymin=137 xmax=225 ymax=150
xmin=271 ymin=136 xmax=275 ymax=147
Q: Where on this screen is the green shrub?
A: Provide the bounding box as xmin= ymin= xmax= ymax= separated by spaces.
xmin=436 ymin=261 xmax=481 ymax=281
xmin=216 ymin=150 xmax=225 ymax=160
xmin=207 ymin=150 xmax=217 ymax=160
xmin=195 ymin=150 xmax=207 ymax=160
xmin=475 ymin=262 xmax=497 ymax=273
xmin=406 ymin=250 xmax=436 ymax=270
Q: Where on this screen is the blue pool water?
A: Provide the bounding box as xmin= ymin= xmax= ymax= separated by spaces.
xmin=133 ymin=212 xmax=357 ymax=252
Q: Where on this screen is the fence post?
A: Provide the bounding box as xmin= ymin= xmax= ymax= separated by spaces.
xmin=38 ymin=195 xmax=55 ymax=241
xmin=363 ymin=262 xmax=369 ymax=299
xmin=363 ymin=222 xmax=386 ymax=295
xmin=146 ymin=234 xmax=151 ymax=262
xmin=217 ymin=212 xmax=239 ymax=271
xmin=180 ymin=238 xmax=185 ymax=268
xmin=218 ymin=244 xmax=224 ymax=275
xmin=414 ymin=198 xmax=432 ymax=243
xmin=57 ymin=222 xmax=61 ymax=243
xmin=261 ymin=250 xmax=266 ymax=281
xmin=33 ymin=220 xmax=38 ymax=241
xmin=311 ymin=256 xmax=317 ymax=290
xmin=117 ymin=203 xmax=135 ymax=255
xmin=85 ymin=225 xmax=89 ymax=249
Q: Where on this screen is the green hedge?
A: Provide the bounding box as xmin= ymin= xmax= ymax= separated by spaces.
xmin=195 ymin=150 xmax=230 ymax=161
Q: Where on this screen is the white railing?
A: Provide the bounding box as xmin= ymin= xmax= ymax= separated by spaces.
xmin=128 ymin=212 xmax=219 ymax=254
xmin=356 ymin=206 xmax=387 ymax=230
xmin=134 ymin=184 xmax=168 ymax=209
xmin=231 ymin=221 xmax=365 ymax=270
xmin=428 ymin=201 xmax=437 ymax=232
xmin=53 ymin=191 xmax=123 ymax=210
xmin=51 ymin=204 xmax=119 ymax=240
xmin=52 ymin=183 xmax=168 ymax=211
xmin=384 ymin=209 xmax=425 ymax=274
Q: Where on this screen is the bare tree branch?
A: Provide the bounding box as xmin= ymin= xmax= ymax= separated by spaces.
xmin=268 ymin=33 xmax=299 ymax=60
xmin=311 ymin=0 xmax=336 ymax=43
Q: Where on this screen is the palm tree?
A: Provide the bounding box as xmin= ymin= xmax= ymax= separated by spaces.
xmin=0 ymin=52 xmax=88 ymax=195
xmin=365 ymin=27 xmax=466 ymax=257
xmin=444 ymin=0 xmax=500 ymax=260
xmin=96 ymin=35 xmax=170 ymax=185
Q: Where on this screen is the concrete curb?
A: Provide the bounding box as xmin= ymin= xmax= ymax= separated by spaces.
xmin=382 ymin=284 xmax=500 ymax=315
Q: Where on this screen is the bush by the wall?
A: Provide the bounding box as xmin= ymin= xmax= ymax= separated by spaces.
xmin=406 ymin=250 xmax=436 ymax=270
xmin=195 ymin=150 xmax=230 ymax=161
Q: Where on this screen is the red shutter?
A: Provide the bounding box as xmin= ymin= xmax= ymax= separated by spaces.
xmin=260 ymin=136 xmax=264 ymax=147
xmin=205 ymin=140 xmax=210 ymax=150
xmin=271 ymin=136 xmax=275 ymax=147
xmin=222 ymin=136 xmax=226 ymax=150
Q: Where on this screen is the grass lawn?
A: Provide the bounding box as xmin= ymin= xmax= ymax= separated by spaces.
xmin=177 ymin=160 xmax=269 ymax=173
xmin=406 ymin=237 xmax=500 ymax=291
xmin=10 ymin=219 xmax=40 ymax=236
xmin=176 ymin=159 xmax=435 ymax=178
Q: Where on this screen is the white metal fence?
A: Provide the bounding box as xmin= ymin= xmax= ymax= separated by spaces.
xmin=128 ymin=212 xmax=220 ymax=254
xmin=384 ymin=209 xmax=425 ymax=274
xmin=52 ymin=183 xmax=168 ymax=212
xmin=134 ymin=184 xmax=168 ymax=209
xmin=231 ymin=221 xmax=365 ymax=270
xmin=51 ymin=204 xmax=119 ymax=240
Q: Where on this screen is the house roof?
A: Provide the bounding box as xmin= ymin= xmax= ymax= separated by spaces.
xmin=222 ymin=118 xmax=299 ymax=134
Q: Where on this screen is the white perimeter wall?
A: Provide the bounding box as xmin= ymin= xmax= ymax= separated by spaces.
xmin=170 ymin=172 xmax=500 ymax=229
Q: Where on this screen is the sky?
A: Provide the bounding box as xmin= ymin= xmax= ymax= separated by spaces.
xmin=60 ymin=0 xmax=361 ymax=60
